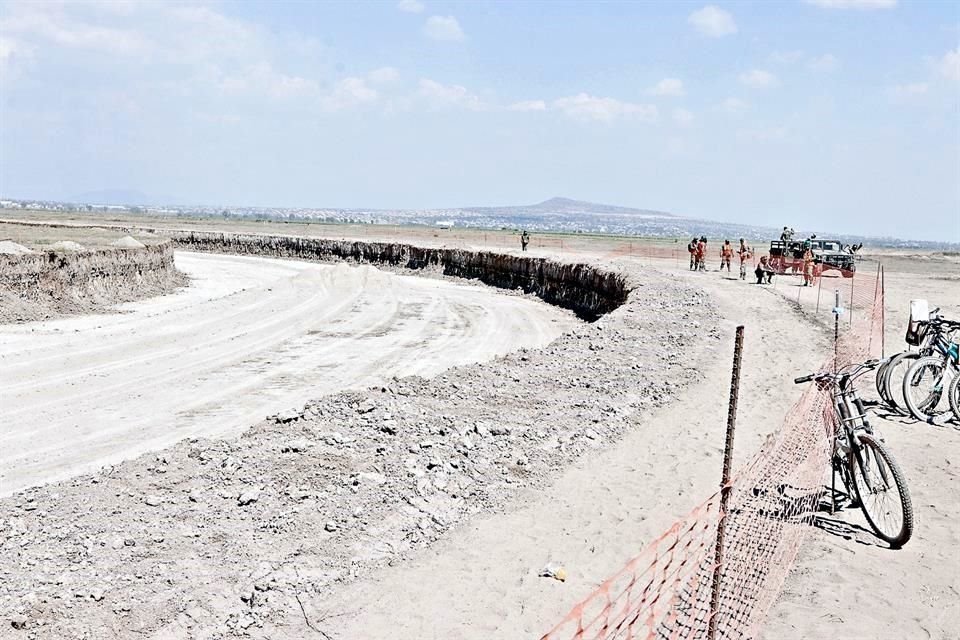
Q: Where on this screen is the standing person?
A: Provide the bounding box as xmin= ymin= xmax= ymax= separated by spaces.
xmin=738 ymin=238 xmax=751 ymax=281
xmin=802 ymin=247 xmax=815 ymax=286
xmin=720 ymin=240 xmax=733 ymax=273
xmin=687 ymin=237 xmax=698 ymax=270
xmin=696 ymin=236 xmax=707 ymax=271
xmin=520 ymin=230 xmax=530 ymax=252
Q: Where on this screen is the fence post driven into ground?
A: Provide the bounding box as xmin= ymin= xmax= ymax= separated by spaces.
xmin=833 ymin=289 xmax=842 ymax=373
xmin=708 ymin=325 xmax=745 ymax=640
xmin=816 ymin=272 xmax=823 ymax=314
xmin=849 ymin=271 xmax=854 ymax=326
xmin=881 ymin=265 xmax=886 ymax=358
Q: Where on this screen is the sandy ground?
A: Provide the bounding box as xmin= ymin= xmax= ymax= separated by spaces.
xmin=762 ymin=255 xmax=960 ymax=640
xmin=312 ymin=262 xmax=831 ymax=639
xmin=1 ymin=221 xmax=957 ymax=640
xmin=0 ymin=251 xmax=577 ymax=496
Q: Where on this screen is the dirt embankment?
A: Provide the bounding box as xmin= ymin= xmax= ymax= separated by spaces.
xmin=165 ymin=230 xmax=629 ymax=320
xmin=0 ymin=242 xmax=187 ymax=323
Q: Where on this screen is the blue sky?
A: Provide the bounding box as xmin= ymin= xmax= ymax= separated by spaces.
xmin=0 ymin=0 xmax=957 ymax=241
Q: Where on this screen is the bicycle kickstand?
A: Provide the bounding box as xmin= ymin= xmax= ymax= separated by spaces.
xmin=830 ymin=464 xmax=836 ymax=515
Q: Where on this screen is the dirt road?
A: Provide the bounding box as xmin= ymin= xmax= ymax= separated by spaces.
xmin=313 ymin=261 xmax=830 ymax=639
xmin=0 ymin=252 xmax=578 ymax=496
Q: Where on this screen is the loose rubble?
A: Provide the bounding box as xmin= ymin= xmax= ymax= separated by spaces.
xmin=0 ymin=269 xmax=717 ymax=638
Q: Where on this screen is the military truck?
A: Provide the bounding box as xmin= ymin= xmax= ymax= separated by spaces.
xmin=768 ymin=239 xmax=855 ymax=277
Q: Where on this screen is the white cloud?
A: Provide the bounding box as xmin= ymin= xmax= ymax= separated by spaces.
xmin=737 ymin=126 xmax=788 ymax=142
xmin=719 ymin=97 xmax=749 ymax=114
xmin=938 ymin=48 xmax=960 ymax=81
xmin=739 ymin=69 xmax=779 ymax=89
xmin=891 ymin=82 xmax=929 ymax=97
xmin=367 ymin=66 xmax=400 ymax=84
xmin=552 ymin=93 xmax=658 ymax=123
xmin=807 ymin=53 xmax=839 ymax=72
xmin=397 ymin=0 xmax=425 ymax=13
xmin=418 ymin=78 xmax=482 ymax=110
xmin=0 ymin=9 xmax=152 ymax=56
xmin=508 ymin=100 xmax=547 ymax=112
xmin=804 ymin=0 xmax=896 ymax=8
xmin=218 ymin=63 xmax=318 ymax=99
xmin=322 ymin=77 xmax=379 ymax=111
xmin=769 ymin=50 xmax=804 ymax=64
xmin=649 ymin=78 xmax=685 ymax=97
xmin=0 ymin=36 xmax=31 ymax=81
xmin=423 ymin=15 xmax=464 ymax=41
xmin=672 ymin=108 xmax=694 ymax=126
xmin=688 ymin=6 xmax=737 ymax=37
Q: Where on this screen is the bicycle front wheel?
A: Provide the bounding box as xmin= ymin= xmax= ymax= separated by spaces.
xmin=902 ymin=355 xmax=953 ymax=422
xmin=850 ymin=433 xmax=913 ymax=547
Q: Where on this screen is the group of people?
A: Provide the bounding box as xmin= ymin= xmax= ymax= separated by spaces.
xmin=686 ymin=233 xmax=814 ymax=286
xmin=687 ymin=237 xmax=755 ymax=281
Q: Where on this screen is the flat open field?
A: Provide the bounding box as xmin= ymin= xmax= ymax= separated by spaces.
xmin=1 ymin=213 xmax=957 ymax=639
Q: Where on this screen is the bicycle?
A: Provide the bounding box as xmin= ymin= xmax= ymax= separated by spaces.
xmin=796 ymin=358 xmax=914 ymax=547
xmin=880 ymin=310 xmax=956 ymax=416
xmin=901 ymin=320 xmax=960 ymax=423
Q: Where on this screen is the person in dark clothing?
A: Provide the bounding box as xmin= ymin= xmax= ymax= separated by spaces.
xmin=520 ymin=230 xmax=530 ymax=252
xmin=755 ymin=255 xmax=775 ymax=284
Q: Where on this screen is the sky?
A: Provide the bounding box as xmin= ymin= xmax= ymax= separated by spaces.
xmin=0 ymin=0 xmax=958 ymax=242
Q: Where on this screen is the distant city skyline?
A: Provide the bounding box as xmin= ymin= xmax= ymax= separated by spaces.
xmin=1 ymin=1 xmax=958 ymax=242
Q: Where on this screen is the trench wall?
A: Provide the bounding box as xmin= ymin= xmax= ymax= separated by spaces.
xmin=0 ymin=241 xmax=184 ymax=322
xmin=169 ymin=230 xmax=631 ymax=319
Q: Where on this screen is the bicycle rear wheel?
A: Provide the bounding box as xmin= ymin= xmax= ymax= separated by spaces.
xmin=883 ymin=352 xmax=919 ymax=415
xmin=850 ymin=433 xmax=913 ymax=547
xmin=876 ymin=358 xmax=892 ymax=405
xmin=949 ymin=372 xmax=960 ymax=423
xmin=902 ymin=355 xmax=953 ymax=422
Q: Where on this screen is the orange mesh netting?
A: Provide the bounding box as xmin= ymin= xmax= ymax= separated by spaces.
xmin=542 ymin=266 xmax=885 ymax=640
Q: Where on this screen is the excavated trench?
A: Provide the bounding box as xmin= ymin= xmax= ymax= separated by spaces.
xmin=167 ymin=230 xmax=631 ymax=320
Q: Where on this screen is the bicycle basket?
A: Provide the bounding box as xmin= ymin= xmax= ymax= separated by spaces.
xmin=906 ymin=299 xmax=930 ymax=346
xmin=905 ymin=320 xmax=929 ymax=346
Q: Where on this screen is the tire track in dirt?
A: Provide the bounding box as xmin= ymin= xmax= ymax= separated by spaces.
xmin=0 ymin=252 xmax=579 ymax=496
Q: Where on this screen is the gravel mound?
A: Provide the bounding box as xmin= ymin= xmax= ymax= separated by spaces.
xmin=0 ymin=240 xmax=33 ymax=255
xmin=111 ymin=236 xmax=146 ymax=249
xmin=48 ymin=240 xmax=86 ymax=252
xmin=0 ymin=269 xmax=718 ymax=638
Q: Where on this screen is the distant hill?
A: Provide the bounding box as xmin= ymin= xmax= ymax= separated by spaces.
xmin=462 ymin=197 xmax=675 ymax=219
xmin=71 ymin=189 xmax=184 ymax=206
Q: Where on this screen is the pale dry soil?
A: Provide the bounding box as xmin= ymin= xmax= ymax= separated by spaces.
xmin=0 ymin=251 xmax=578 ymax=496
xmin=314 ymin=259 xmax=830 ymax=639
xmin=0 ymin=232 xmax=956 ymax=640
xmin=763 ymin=255 xmax=960 ymax=640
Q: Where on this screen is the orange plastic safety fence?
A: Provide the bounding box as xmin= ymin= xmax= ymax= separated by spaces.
xmin=542 ymin=265 xmax=885 ymax=640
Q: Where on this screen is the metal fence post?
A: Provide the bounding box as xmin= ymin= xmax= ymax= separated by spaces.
xmin=708 ymin=325 xmax=745 ymax=640
xmin=849 ymin=270 xmax=855 ymax=326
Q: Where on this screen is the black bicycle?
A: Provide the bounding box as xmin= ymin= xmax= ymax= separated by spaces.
xmin=796 ymin=358 xmax=914 ymax=547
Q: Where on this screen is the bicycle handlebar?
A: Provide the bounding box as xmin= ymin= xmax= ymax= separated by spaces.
xmin=794 ymin=357 xmax=888 ymax=385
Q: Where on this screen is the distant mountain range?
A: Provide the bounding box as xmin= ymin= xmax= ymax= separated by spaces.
xmin=461 ymin=197 xmax=675 ymax=219
xmin=3 ymin=194 xmax=956 ymax=249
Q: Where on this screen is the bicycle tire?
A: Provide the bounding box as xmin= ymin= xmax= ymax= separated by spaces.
xmin=883 ymin=352 xmax=920 ymax=416
xmin=949 ymin=372 xmax=960 ymax=423
xmin=876 ymin=358 xmax=892 ymax=405
xmin=850 ymin=433 xmax=913 ymax=547
xmin=902 ymin=355 xmax=951 ymax=422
